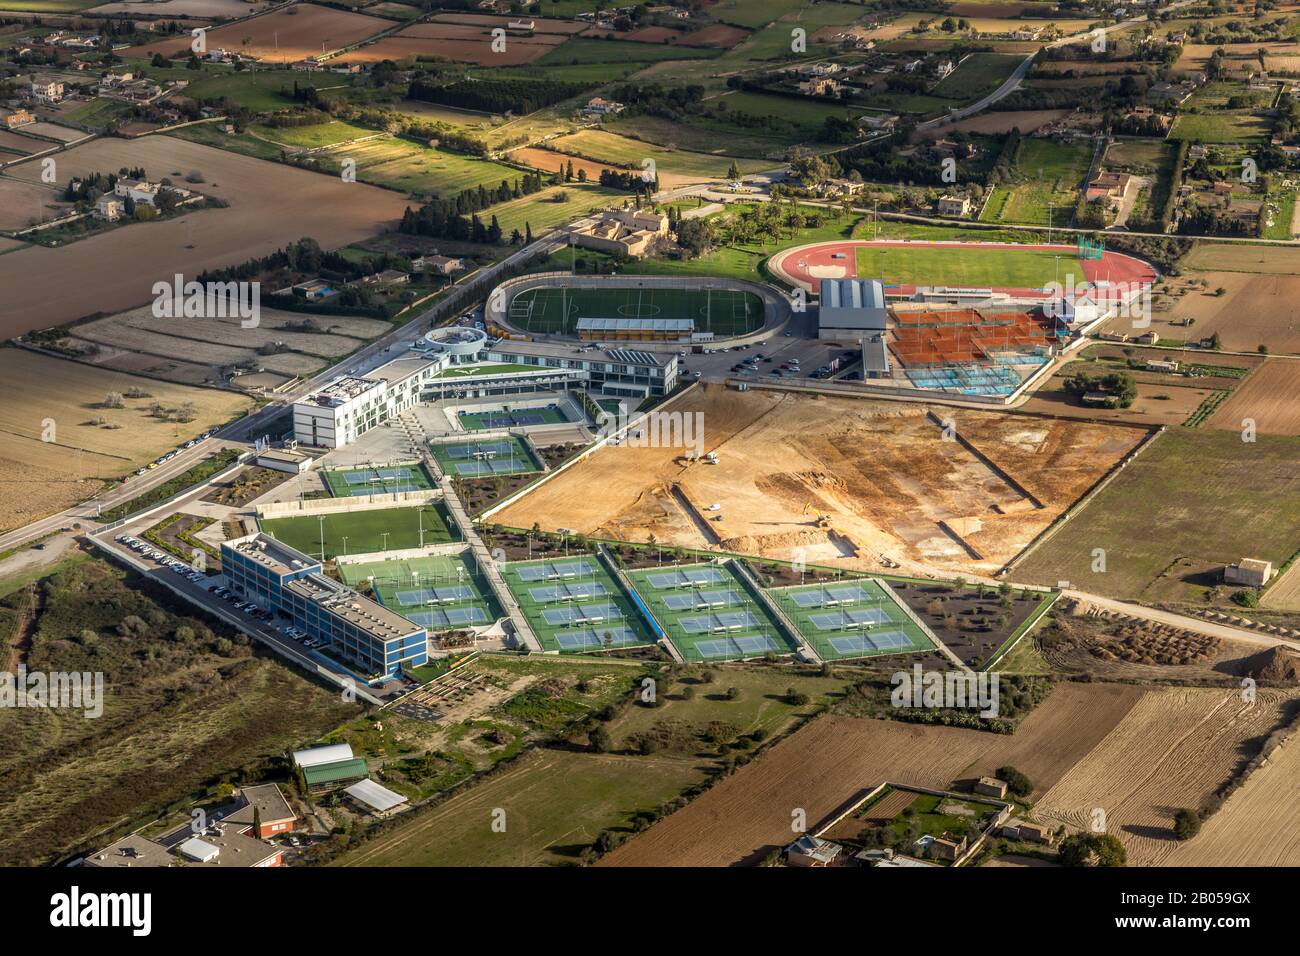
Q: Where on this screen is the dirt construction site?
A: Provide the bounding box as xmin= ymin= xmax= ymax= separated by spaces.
xmin=495 ymin=385 xmax=1151 ymax=575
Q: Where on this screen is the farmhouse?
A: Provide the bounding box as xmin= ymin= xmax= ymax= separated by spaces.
xmin=858 ymin=112 xmax=898 ymax=132
xmin=974 ymin=776 xmax=1008 ymax=799
xmin=1224 ymin=558 xmax=1273 ymax=588
xmin=1086 ymin=172 xmax=1133 ymax=203
xmin=937 ymin=195 xmax=971 ymax=218
xmin=413 ymin=254 xmax=466 ymax=276
xmin=94 ymin=195 xmax=125 ymax=222
xmin=567 ymin=208 xmax=669 ymax=258
xmin=2 ymin=108 xmax=33 ymax=128
xmin=785 ymin=834 xmax=843 ymax=866
xmin=29 ymin=76 xmax=64 ymax=103
xmin=927 ymin=835 xmax=966 ymax=861
xmin=114 ymin=179 xmax=162 ymax=207
xmin=797 ymin=77 xmax=841 ymax=97
xmin=583 ymin=97 xmax=625 ymax=116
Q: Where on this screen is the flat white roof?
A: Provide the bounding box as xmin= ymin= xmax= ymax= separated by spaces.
xmin=345 ymin=778 xmax=408 ymax=814
xmin=178 ymin=837 xmax=220 ymax=863
xmin=293 ymin=742 xmax=354 ymax=769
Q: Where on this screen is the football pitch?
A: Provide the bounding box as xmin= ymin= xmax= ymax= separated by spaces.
xmin=508 ymin=285 xmax=764 ymax=337
xmin=429 ymin=436 xmax=542 ymax=477
xmin=625 ymin=562 xmax=798 ymax=662
xmin=259 ymin=503 xmax=458 ymax=560
xmin=498 ymin=555 xmax=656 ymax=653
xmin=856 ymin=244 xmax=1083 ymax=290
xmin=322 ymin=463 xmax=437 ymax=498
xmin=768 ymin=579 xmax=933 ymax=661
xmin=338 ymin=553 xmax=502 ymax=632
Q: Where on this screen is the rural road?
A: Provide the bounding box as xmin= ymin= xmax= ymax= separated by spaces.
xmin=1063 ymin=589 xmax=1300 ymax=653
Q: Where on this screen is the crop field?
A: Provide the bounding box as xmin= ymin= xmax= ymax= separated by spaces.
xmin=547 ymin=129 xmax=767 ymax=186
xmin=429 ymin=435 xmax=541 ymax=478
xmin=336 ymin=747 xmax=703 ymax=866
xmin=0 ymin=176 xmax=65 ymax=230
xmin=339 ymin=15 xmax=582 ymax=66
xmin=323 ymin=463 xmax=437 ymax=498
xmin=934 ymin=52 xmax=1025 ymax=99
xmin=508 ymin=285 xmax=764 ymax=337
xmin=61 ymin=303 xmax=392 ymax=387
xmin=767 ymin=579 xmax=933 ymax=661
xmin=339 ymin=552 xmax=502 ymax=632
xmin=128 ymin=4 xmax=391 ymax=64
xmin=314 ymin=135 xmax=526 ymax=197
xmin=251 ymin=121 xmax=377 ymax=149
xmin=1015 ymin=428 xmax=1300 ymax=603
xmin=0 ymin=137 xmax=409 ymax=337
xmin=485 ymin=183 xmax=627 ymax=235
xmin=0 ymin=0 xmax=100 ymax=9
xmin=1206 ymin=360 xmax=1300 ymax=436
xmin=259 ymin=502 xmax=457 ymax=560
xmin=87 ymin=0 xmax=272 ymax=15
xmin=1149 ymin=269 xmax=1300 ymax=355
xmin=499 ymin=555 xmax=656 ymax=653
xmin=0 ymin=350 xmax=252 ymax=532
xmin=498 ymin=387 xmax=1148 ymax=575
xmin=625 ymin=562 xmax=796 ymax=662
xmin=981 ymin=136 xmax=1091 ymax=226
xmin=1032 ymin=686 xmax=1299 ymax=865
xmin=602 ymin=682 xmax=1141 ymax=866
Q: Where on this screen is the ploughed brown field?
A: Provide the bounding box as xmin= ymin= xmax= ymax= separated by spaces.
xmin=1208 ymin=359 xmax=1300 ymax=436
xmin=0 ymin=136 xmax=409 ymax=336
xmin=127 ymin=3 xmax=390 ymax=63
xmin=600 ymin=683 xmax=1143 ymax=867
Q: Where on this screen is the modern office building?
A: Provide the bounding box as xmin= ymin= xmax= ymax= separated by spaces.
xmin=294 ymin=329 xmax=679 ymax=449
xmin=221 ymin=533 xmax=428 ymax=681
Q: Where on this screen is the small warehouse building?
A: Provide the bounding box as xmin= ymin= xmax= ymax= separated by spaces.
xmin=1224 ymin=558 xmax=1273 ymax=588
xmin=817 ymin=278 xmax=887 ymax=342
xmin=344 ymin=778 xmax=410 ymax=817
xmin=302 ymin=757 xmax=369 ymax=792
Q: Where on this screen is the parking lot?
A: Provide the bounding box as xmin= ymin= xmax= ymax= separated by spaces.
xmin=676 ymin=313 xmax=864 ymax=385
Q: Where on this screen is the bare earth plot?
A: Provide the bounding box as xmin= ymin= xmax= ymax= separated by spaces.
xmin=497 ymin=387 xmax=1148 ymax=575
xmin=1207 ymin=359 xmax=1300 ymax=437
xmin=0 ymin=175 xmax=65 ymax=230
xmin=64 ymin=304 xmax=391 ymax=387
xmin=127 ymin=3 xmax=390 ymax=63
xmin=1031 ymin=686 xmax=1299 ymax=866
xmin=601 ymin=682 xmax=1141 ymax=867
xmin=1149 ymin=270 xmax=1300 ymax=354
xmin=0 ymin=136 xmax=409 ymax=336
xmin=1163 ymin=731 xmax=1300 ymax=866
xmin=0 ymin=349 xmax=252 ymax=531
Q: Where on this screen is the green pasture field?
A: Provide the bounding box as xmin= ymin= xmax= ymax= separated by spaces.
xmin=318 ymin=135 xmax=527 ymax=197
xmin=625 ymin=562 xmax=797 ymax=662
xmin=0 ymin=0 xmax=99 ymax=10
xmin=322 ymin=462 xmax=437 ymax=498
xmin=548 ymin=128 xmax=768 ymax=181
xmin=768 ymin=579 xmax=933 ymax=661
xmin=539 ymin=37 xmax=723 ymax=65
xmin=508 ymin=285 xmax=764 ymax=337
xmin=340 ymin=552 xmax=502 ymax=632
xmin=485 ymin=183 xmax=626 ymax=234
xmin=1169 ymin=110 xmax=1272 ymax=144
xmin=259 ymin=503 xmax=457 ymax=560
xmin=856 ymin=242 xmax=1083 ymax=289
xmin=251 ymin=120 xmax=378 ymax=149
xmin=1014 ymin=429 xmax=1300 ymax=604
xmin=63 ymin=98 xmax=134 ymax=126
xmin=981 ymin=136 xmax=1092 ymax=226
xmin=429 ymin=435 xmax=542 ymax=478
xmin=499 ymin=555 xmax=656 ymax=654
xmin=935 ymin=53 xmax=1025 ymax=100
xmin=710 ymin=0 xmax=835 ymax=28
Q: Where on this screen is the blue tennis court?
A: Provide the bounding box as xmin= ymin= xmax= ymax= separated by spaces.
xmin=395 ymin=585 xmax=474 ymax=606
xmin=662 ymin=588 xmax=746 ymax=611
xmin=646 ymin=567 xmax=726 ymax=589
xmin=403 ymin=606 xmax=491 ymax=629
xmin=529 ymin=581 xmax=609 ymax=603
xmin=515 ymin=559 xmax=597 ymax=582
xmin=787 ymin=583 xmax=879 ymax=608
xmin=693 ymin=634 xmax=782 ymax=660
xmin=541 ymin=604 xmax=624 ymax=626
xmin=827 ymin=630 xmax=916 ymax=655
xmin=553 ymin=626 xmax=643 ymax=651
xmin=678 ymin=609 xmax=761 ymax=634
xmin=808 ymin=607 xmax=892 ymax=630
